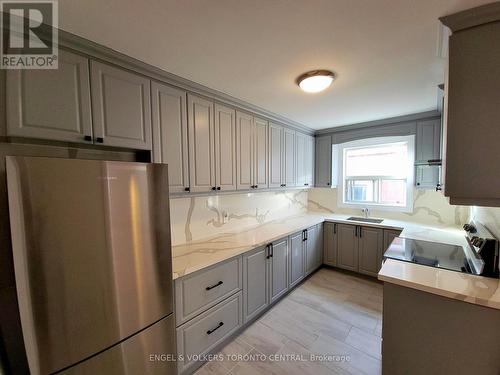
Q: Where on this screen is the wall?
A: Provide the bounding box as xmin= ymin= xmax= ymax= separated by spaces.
xmin=169 ymin=190 xmax=308 ymax=245
xmin=470 ymin=206 xmax=500 ymax=239
xmin=308 ymin=187 xmax=469 ymax=227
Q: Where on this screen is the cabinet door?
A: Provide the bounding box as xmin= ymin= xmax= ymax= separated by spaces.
xmin=416 ymin=119 xmax=441 ymax=163
xmin=337 ymin=224 xmax=358 ymax=272
xmin=236 ymin=111 xmax=254 ymax=190
xmin=305 ymin=224 xmax=322 ymax=275
xmin=269 ymin=238 xmax=289 ymax=303
xmin=295 ymin=133 xmax=306 ymax=187
xmin=383 ymin=229 xmax=402 ymax=252
xmin=314 ymin=223 xmax=324 ymax=268
xmin=283 ymin=128 xmax=296 ymax=187
xmin=215 ymin=104 xmax=237 ymax=191
xmin=90 ymin=61 xmax=152 ymax=150
xmin=305 ymin=135 xmax=315 ymax=187
xmin=415 ymin=165 xmax=440 ymax=190
xmin=253 ymin=117 xmax=269 ymax=190
xmin=289 ymin=232 xmax=305 ymax=288
xmin=315 ymin=135 xmax=332 ymax=187
xmin=6 ymin=50 xmax=93 ymax=143
xmin=323 ymin=222 xmax=338 ymax=266
xmin=269 ymin=123 xmax=283 ymax=188
xmin=358 ymin=226 xmax=384 ymax=277
xmin=187 ymin=94 xmax=216 ymax=192
xmin=151 ymin=82 xmax=189 ymax=193
xmin=243 ymin=246 xmax=269 ymax=323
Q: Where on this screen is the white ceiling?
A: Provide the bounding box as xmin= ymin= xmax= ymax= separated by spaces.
xmin=60 ymin=0 xmax=493 ymax=130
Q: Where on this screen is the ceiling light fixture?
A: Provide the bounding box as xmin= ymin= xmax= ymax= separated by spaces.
xmin=296 ymin=70 xmax=336 ymax=93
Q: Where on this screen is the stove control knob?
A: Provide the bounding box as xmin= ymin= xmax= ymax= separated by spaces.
xmin=463 ymin=224 xmax=471 ymax=231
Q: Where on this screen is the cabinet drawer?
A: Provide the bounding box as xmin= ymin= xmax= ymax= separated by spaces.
xmin=176 ymin=292 xmax=243 ymax=374
xmin=175 ymin=257 xmax=242 ymax=326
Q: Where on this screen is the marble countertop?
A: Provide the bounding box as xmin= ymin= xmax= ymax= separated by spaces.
xmin=171 ymin=211 xmax=500 ymax=310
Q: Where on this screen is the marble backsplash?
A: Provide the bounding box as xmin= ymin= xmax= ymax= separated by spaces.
xmin=470 ymin=206 xmax=500 ymax=240
xmin=307 ymin=188 xmax=469 ymax=227
xmin=169 ymin=190 xmax=308 ymax=245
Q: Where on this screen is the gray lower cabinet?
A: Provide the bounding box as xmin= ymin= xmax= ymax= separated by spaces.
xmin=242 ymin=246 xmax=269 ymax=323
xmin=305 ymin=224 xmax=323 ymax=275
xmin=357 ymin=226 xmax=384 ymax=277
xmin=176 ymin=292 xmax=243 ymax=374
xmin=90 ymin=61 xmax=152 ymax=150
xmin=289 ymin=231 xmax=305 ymax=288
xmin=337 ymin=224 xmax=359 ymax=272
xmin=315 ymin=135 xmax=332 ymax=187
xmin=269 ymin=238 xmax=289 ymax=303
xmin=151 ymin=82 xmax=189 ymax=193
xmin=6 ymin=49 xmax=93 ymax=143
xmin=323 ymin=222 xmax=338 ymax=266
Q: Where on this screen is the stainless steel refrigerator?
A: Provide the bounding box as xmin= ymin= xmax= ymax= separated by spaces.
xmin=6 ymin=156 xmax=175 ymax=375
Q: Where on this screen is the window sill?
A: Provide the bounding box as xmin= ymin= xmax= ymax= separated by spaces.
xmin=338 ymin=201 xmax=414 ymax=213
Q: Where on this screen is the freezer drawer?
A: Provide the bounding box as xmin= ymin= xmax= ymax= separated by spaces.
xmin=61 ymin=314 xmax=176 ymax=375
xmin=176 ymin=292 xmax=243 ymax=374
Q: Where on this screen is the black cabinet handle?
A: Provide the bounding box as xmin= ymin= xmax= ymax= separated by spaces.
xmin=205 ymin=281 xmax=223 ymax=291
xmin=184 ymin=187 xmax=190 ymax=192
xmin=206 ymin=322 xmax=224 ymax=335
xmin=271 ymin=243 xmax=274 ymax=258
xmin=266 ymin=244 xmax=272 ymax=259
xmin=84 ymin=135 xmax=92 ymax=142
xmin=217 ymin=187 xmax=221 ymax=190
xmin=326 ymin=182 xmax=331 ymax=186
xmin=254 ymin=185 xmax=258 ymax=189
xmin=211 ymin=187 xmax=216 ymax=190
xmin=333 ymin=223 xmax=337 ymax=234
xmin=416 ymin=182 xmax=421 ymax=186
xmin=359 ymin=226 xmax=362 ymax=238
xmin=436 ymin=184 xmax=442 ymax=191
xmin=95 ymin=137 xmax=104 ymax=143
xmin=355 ymin=226 xmax=358 ymax=237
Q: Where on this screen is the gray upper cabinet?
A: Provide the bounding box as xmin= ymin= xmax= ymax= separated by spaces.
xmin=295 ymin=133 xmax=306 ymax=187
xmin=283 ymin=128 xmax=296 ymax=187
xmin=269 ymin=123 xmax=283 ymax=188
xmin=416 ymin=119 xmax=441 ymax=164
xmin=188 ymin=94 xmax=216 ymax=193
xmin=337 ymin=224 xmax=358 ymax=272
xmin=315 ymin=135 xmax=332 ymax=187
xmin=242 ymin=246 xmax=269 ymax=323
xmin=289 ymin=231 xmax=305 ymax=288
xmin=215 ymin=104 xmax=237 ymax=191
xmin=323 ymin=222 xmax=338 ymax=266
xmin=151 ymin=82 xmax=189 ymax=193
xmin=269 ymin=238 xmax=289 ymax=303
xmin=253 ymin=117 xmax=269 ymax=190
xmin=90 ymin=61 xmax=152 ymax=150
xmin=305 ymin=135 xmax=315 ymax=186
xmin=6 ymin=50 xmax=93 ymax=143
xmin=357 ymin=226 xmax=384 ymax=277
xmin=236 ymin=111 xmax=254 ymax=190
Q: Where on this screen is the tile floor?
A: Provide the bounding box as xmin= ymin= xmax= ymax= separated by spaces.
xmin=194 ymin=267 xmax=383 ymax=375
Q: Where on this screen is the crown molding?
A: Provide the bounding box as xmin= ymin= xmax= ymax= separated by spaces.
xmin=440 ymin=2 xmax=500 ymax=33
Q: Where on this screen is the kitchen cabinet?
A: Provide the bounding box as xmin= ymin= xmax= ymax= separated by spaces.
xmin=296 ymin=133 xmax=315 ymax=187
xmin=383 ymin=229 xmax=402 ymax=252
xmin=440 ymin=8 xmax=500 ymax=206
xmin=283 ymin=128 xmax=296 ymax=187
xmin=357 ymin=226 xmax=384 ymax=277
xmin=269 ymin=238 xmax=289 ymax=303
xmin=415 ymin=164 xmax=441 ymax=190
xmin=215 ymin=104 xmax=237 ymax=191
xmin=289 ymin=231 xmax=305 ymax=288
xmin=269 ymin=123 xmax=283 ymax=188
xmin=315 ymin=135 xmax=332 ymax=187
xmin=187 ymin=94 xmax=216 ymax=193
xmin=323 ymin=222 xmax=338 ymax=266
xmin=415 ymin=119 xmax=441 ymax=164
xmin=151 ymin=82 xmax=189 ymax=193
xmin=337 ymin=224 xmax=359 ymax=272
xmin=90 ymin=61 xmax=152 ymax=150
xmin=6 ymin=50 xmax=93 ymax=144
xmin=236 ymin=112 xmax=269 ymax=190
xmin=305 ymin=224 xmax=323 ymax=276
xmin=242 ymin=246 xmax=269 ymax=323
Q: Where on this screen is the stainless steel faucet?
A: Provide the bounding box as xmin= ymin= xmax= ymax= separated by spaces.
xmin=362 ymin=207 xmax=370 ymax=218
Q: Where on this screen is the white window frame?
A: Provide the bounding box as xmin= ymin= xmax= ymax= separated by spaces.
xmin=337 ymin=135 xmax=415 ymax=213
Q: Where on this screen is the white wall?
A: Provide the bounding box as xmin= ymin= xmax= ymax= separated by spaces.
xmin=308 ymin=187 xmax=469 ymax=227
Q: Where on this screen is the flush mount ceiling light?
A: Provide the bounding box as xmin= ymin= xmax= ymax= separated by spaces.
xmin=296 ymin=70 xmax=336 ymax=93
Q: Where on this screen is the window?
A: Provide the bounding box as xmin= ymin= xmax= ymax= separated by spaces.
xmin=338 ymin=136 xmax=415 ymax=212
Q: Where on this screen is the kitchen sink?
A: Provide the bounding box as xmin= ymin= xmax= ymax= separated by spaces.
xmin=347 ymin=217 xmax=384 ymax=224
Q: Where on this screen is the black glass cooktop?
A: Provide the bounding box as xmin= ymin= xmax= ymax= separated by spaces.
xmin=384 ymin=237 xmax=473 ymax=274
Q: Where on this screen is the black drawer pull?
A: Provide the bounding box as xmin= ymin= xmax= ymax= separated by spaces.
xmin=206 ymin=322 xmax=224 ymax=335
xmin=84 ymin=135 xmax=92 ymax=142
xmin=184 ymin=187 xmax=190 ymax=192
xmin=95 ymin=137 xmax=104 ymax=143
xmin=205 ymin=281 xmax=223 ymax=291
xmin=217 ymin=187 xmax=221 ymax=190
